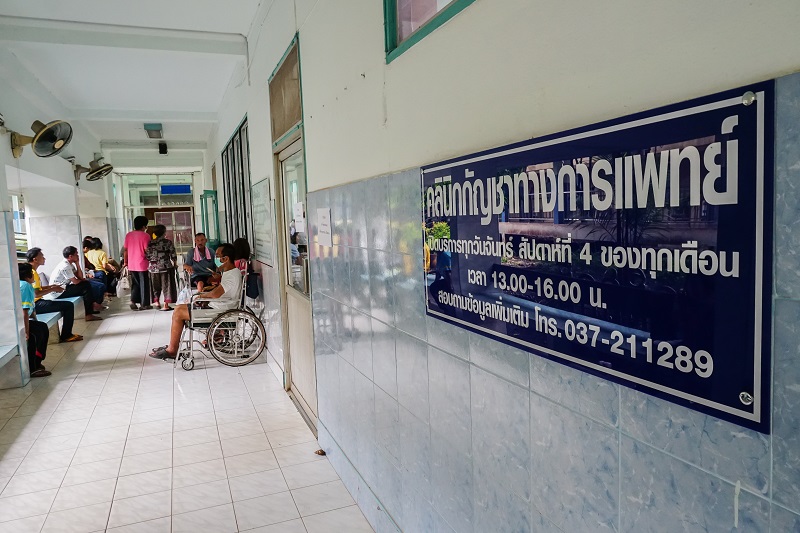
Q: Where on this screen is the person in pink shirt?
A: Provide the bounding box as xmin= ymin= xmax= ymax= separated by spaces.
xmin=123 ymin=216 xmax=153 ymax=311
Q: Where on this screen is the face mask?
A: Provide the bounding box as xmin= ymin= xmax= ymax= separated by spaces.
xmin=215 ymin=257 xmax=223 ymax=267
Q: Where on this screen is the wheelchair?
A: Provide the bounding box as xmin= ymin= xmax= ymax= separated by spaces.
xmin=175 ymin=268 xmax=266 ymax=371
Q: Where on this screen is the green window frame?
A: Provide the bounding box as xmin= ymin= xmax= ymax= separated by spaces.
xmin=384 ymin=0 xmax=476 ymax=63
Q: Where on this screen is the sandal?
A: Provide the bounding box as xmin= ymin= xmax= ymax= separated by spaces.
xmin=62 ymin=334 xmax=83 ymax=343
xmin=130 ymin=303 xmax=139 ymax=310
xmin=31 ymin=369 xmax=51 ymax=378
xmin=160 ymin=306 xmax=172 ymax=312
xmin=148 ymin=347 xmax=175 ymax=360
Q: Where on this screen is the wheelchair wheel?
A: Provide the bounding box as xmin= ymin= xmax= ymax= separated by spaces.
xmin=181 ymin=357 xmax=194 ymax=371
xmin=206 ymin=310 xmax=266 ymax=366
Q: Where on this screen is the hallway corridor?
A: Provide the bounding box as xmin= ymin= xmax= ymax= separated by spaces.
xmin=0 ymin=301 xmax=373 ymax=532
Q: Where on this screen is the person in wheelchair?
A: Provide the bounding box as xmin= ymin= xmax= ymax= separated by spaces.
xmin=149 ymin=243 xmax=242 ymax=360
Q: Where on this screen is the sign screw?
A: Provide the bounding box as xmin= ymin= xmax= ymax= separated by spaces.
xmin=742 ymin=91 xmax=756 ymax=106
xmin=739 ymin=392 xmax=754 ymax=405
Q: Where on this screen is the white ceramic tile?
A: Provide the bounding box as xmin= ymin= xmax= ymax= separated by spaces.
xmin=267 ymin=426 xmax=316 ymax=449
xmin=171 ymin=479 xmax=230 ymax=515
xmin=51 ymin=478 xmax=117 ymax=512
xmin=80 ymin=426 xmax=128 ymax=447
xmin=0 ymin=513 xmax=47 ymax=532
xmin=1 ymin=467 xmax=67 ymax=497
xmin=281 ymin=460 xmax=340 ymax=490
xmin=172 ymin=441 xmax=222 ymax=467
xmin=301 ymin=505 xmax=373 ymax=533
xmin=172 ymin=459 xmax=227 ymax=489
xmin=224 ymin=450 xmax=279 ymax=478
xmin=233 ymin=491 xmax=300 ymax=530
xmin=272 ymin=442 xmax=326 ymax=469
xmin=62 ymin=458 xmax=121 ymax=486
xmin=0 ymin=488 xmax=57 ymax=523
xmin=172 ymin=503 xmax=237 ymax=533
xmin=71 ymin=440 xmax=126 ymax=466
xmin=107 ymin=490 xmax=171 ymax=529
xmin=15 ymin=449 xmax=74 ymax=475
xmin=123 ymin=433 xmax=171 ymax=457
xmin=245 ymin=518 xmax=308 ymax=533
xmin=127 ymin=419 xmax=172 ymax=439
xmin=220 ymin=433 xmax=270 ymax=458
xmin=41 ymin=501 xmax=112 ymax=533
xmin=217 ymin=420 xmax=264 ymax=440
xmin=228 ymin=469 xmax=288 ymax=502
xmin=29 ymin=433 xmax=82 ymax=454
xmin=172 ymin=426 xmax=219 ymax=448
xmin=118 ymin=450 xmax=172 ymax=477
xmin=171 ymin=412 xmax=216 ymax=432
xmin=291 ymin=480 xmax=355 ymax=517
xmin=113 ymin=468 xmax=171 ymax=500
xmin=106 ymin=516 xmax=170 ymax=532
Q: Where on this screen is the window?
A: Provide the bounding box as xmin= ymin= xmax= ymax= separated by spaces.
xmin=11 ymin=195 xmax=27 ymax=258
xmin=384 ymin=0 xmax=475 ymax=62
xmin=221 ymin=118 xmax=253 ymax=243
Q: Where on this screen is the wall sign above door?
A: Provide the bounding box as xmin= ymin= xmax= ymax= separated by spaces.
xmin=422 ymin=81 xmax=774 ymax=433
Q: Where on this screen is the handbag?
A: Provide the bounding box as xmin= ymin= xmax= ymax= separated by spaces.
xmin=245 ymin=265 xmax=260 ymax=299
xmin=116 ymin=267 xmax=131 ymax=298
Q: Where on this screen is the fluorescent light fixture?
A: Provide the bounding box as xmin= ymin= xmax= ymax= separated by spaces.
xmin=144 ymin=123 xmax=163 ymax=139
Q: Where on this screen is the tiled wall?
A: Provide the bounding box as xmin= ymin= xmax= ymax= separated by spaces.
xmin=305 ymin=73 xmax=800 ymax=533
xmin=80 ymin=217 xmax=111 ymax=254
xmin=27 ymin=215 xmax=82 ymax=273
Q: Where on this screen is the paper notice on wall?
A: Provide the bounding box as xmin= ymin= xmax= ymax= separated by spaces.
xmin=317 ymin=208 xmax=332 ymax=247
xmin=293 ymin=202 xmax=306 ymax=233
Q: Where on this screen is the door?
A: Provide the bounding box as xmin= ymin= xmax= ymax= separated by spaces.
xmin=154 ymin=209 xmax=194 ymax=256
xmin=278 ymin=140 xmax=317 ymax=426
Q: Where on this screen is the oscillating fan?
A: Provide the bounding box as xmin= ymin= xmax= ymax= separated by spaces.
xmin=9 ymin=120 xmax=73 ymax=158
xmin=73 ymin=158 xmax=113 ymax=182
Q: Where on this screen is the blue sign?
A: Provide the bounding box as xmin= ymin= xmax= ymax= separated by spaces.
xmin=161 ymin=184 xmax=191 ymax=195
xmin=423 ymin=82 xmax=774 ymax=433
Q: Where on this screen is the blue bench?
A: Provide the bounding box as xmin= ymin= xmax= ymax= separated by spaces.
xmin=37 ymin=312 xmax=62 ymax=344
xmin=61 ymin=296 xmax=84 ymax=318
xmin=0 ymin=345 xmax=19 ymax=369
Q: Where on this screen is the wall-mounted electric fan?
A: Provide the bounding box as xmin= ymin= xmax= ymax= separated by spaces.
xmin=74 ymin=158 xmax=113 ymax=182
xmin=9 ymin=120 xmax=73 ymax=158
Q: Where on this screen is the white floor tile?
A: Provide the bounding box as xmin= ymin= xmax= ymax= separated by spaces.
xmin=71 ymin=440 xmax=126 ymax=466
xmin=107 ymin=490 xmax=171 ymax=529
xmin=292 ymin=480 xmax=355 ymax=517
xmin=172 ymin=426 xmax=219 ymax=448
xmin=301 ymin=505 xmax=373 ymax=533
xmin=267 ymin=426 xmax=316 ymax=449
xmin=228 ymin=469 xmax=288 ymax=502
xmin=0 ymin=513 xmax=47 ymax=532
xmin=172 ymin=441 xmax=222 ymax=467
xmin=224 ymin=450 xmax=279 ymax=478
xmin=118 ymin=450 xmax=172 ymax=477
xmin=245 ymin=518 xmax=308 ymax=533
xmin=172 ymin=459 xmax=227 ymax=489
xmin=0 ymin=489 xmax=58 ymax=523
xmin=113 ymin=468 xmax=171 ymax=500
xmin=233 ymin=491 xmax=300 ymax=530
xmin=281 ymin=461 xmax=340 ymax=490
xmin=172 ymin=503 xmax=237 ymax=533
xmin=171 ymin=479 xmax=230 ymax=515
xmin=1 ymin=467 xmax=67 ymax=497
xmin=62 ymin=458 xmax=121 ymax=486
xmin=106 ymin=516 xmax=170 ymax=532
xmin=272 ymin=442 xmax=326 ymax=469
xmin=220 ymin=433 xmax=270 ymax=458
xmin=41 ymin=501 xmax=112 ymax=533
xmin=127 ymin=419 xmax=172 ymax=440
xmin=51 ymin=477 xmax=117 ymax=512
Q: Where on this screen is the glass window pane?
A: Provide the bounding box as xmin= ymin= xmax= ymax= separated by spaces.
xmin=397 ymin=0 xmax=454 ymax=42
xmin=282 ymin=149 xmax=308 ymax=294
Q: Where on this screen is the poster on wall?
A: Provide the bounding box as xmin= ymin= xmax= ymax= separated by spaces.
xmin=250 ymin=178 xmax=274 ymax=266
xmin=422 ymin=82 xmax=774 ymax=433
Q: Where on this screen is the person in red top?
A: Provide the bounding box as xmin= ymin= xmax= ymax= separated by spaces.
xmin=123 ymin=216 xmax=153 ymax=311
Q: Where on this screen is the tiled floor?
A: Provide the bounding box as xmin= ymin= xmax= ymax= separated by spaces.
xmin=0 ymin=300 xmax=374 ymax=532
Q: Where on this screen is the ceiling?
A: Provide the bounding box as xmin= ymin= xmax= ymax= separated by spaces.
xmin=0 ymin=0 xmax=264 ymax=165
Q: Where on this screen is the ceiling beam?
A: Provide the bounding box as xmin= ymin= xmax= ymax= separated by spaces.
xmin=101 ymin=140 xmax=207 ymax=151
xmin=70 ymin=109 xmax=218 ymax=123
xmin=0 ymin=15 xmax=247 ymax=56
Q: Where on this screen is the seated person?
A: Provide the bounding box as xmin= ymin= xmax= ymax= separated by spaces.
xmin=27 ymin=248 xmax=83 ymax=342
xmin=18 ymin=263 xmax=51 ymax=377
xmin=150 ymin=243 xmax=242 ymax=360
xmin=86 ymin=237 xmax=118 ymax=296
xmin=45 ymin=246 xmax=103 ymax=321
xmin=183 ymin=232 xmax=216 ymax=291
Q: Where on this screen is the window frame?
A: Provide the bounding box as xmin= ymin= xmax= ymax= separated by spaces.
xmin=220 ymin=116 xmax=254 ymax=244
xmin=383 ymin=0 xmax=476 ymax=63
